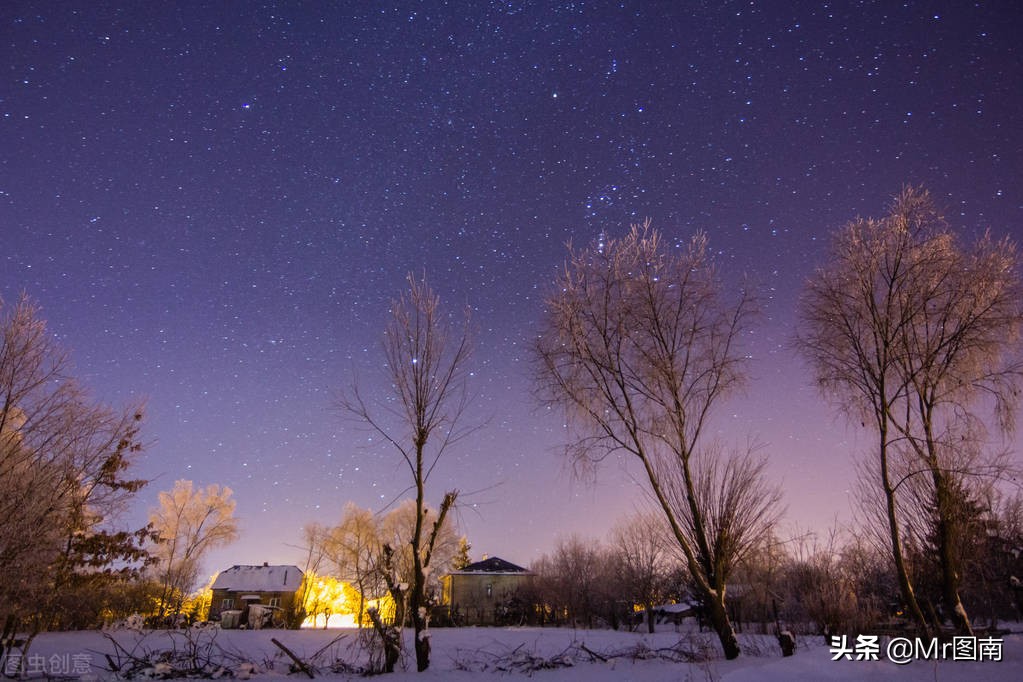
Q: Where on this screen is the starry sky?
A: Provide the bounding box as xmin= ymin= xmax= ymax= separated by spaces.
xmin=3 ymin=1 xmax=1022 ymax=577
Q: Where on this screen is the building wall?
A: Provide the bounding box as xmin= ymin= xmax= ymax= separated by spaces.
xmin=209 ymin=589 xmax=297 ymax=627
xmin=442 ymin=573 xmax=532 ymax=625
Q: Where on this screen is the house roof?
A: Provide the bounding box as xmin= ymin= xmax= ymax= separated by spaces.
xmin=211 ymin=564 xmax=304 ymax=592
xmin=450 ymin=556 xmax=530 ymax=575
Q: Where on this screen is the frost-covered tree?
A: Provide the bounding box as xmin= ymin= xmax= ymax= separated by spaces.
xmin=797 ymin=187 xmax=1023 ymax=635
xmin=452 ymin=536 xmax=471 ymax=570
xmin=149 ymin=479 xmax=238 ymax=619
xmin=534 ymin=223 xmax=780 ymax=659
xmin=0 ymin=294 xmax=151 ymax=630
xmin=313 ymin=499 xmax=461 ymax=632
xmin=321 ymin=503 xmax=383 ymax=629
xmin=379 ymin=499 xmax=461 ymax=600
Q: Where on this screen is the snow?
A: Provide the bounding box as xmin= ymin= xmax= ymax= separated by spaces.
xmin=210 ymin=564 xmax=303 ymax=592
xmin=17 ymin=625 xmax=1022 ymax=681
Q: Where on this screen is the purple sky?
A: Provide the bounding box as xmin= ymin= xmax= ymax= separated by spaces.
xmin=3 ymin=1 xmax=1021 ymax=577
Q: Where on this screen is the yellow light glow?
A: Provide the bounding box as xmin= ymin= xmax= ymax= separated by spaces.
xmin=298 ymin=573 xmax=391 ymax=629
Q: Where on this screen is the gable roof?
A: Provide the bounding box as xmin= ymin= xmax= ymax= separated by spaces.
xmin=451 ymin=556 xmax=530 ymax=575
xmin=211 ymin=564 xmax=304 ymax=592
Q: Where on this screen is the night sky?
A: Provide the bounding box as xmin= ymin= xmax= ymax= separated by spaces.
xmin=3 ymin=1 xmax=1022 ymax=577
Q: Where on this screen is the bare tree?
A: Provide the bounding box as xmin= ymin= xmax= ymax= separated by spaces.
xmin=340 ymin=273 xmax=472 ymax=672
xmin=379 ymin=498 xmax=461 ymax=604
xmin=729 ymin=530 xmax=789 ymax=633
xmin=309 ymin=498 xmax=461 ymax=635
xmin=797 ymin=187 xmax=1023 ymax=635
xmin=608 ymin=512 xmax=671 ymax=633
xmin=781 ymin=529 xmax=887 ymax=639
xmin=321 ymin=503 xmax=384 ymax=628
xmin=295 ymin=522 xmax=330 ymax=628
xmin=551 ymin=535 xmax=606 ymax=628
xmin=149 ymin=479 xmax=239 ymax=619
xmin=534 ymin=222 xmax=778 ymax=659
xmin=292 ymin=543 xmax=343 ymax=629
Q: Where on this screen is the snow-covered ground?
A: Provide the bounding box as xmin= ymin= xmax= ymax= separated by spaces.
xmin=15 ymin=624 xmax=1022 ymax=680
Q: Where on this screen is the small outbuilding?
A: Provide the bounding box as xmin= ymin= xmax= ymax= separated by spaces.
xmin=441 ymin=556 xmax=534 ymax=625
xmin=209 ymin=563 xmax=304 ymax=628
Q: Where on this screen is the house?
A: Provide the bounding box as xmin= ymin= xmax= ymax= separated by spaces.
xmin=633 ymin=600 xmax=700 ymax=631
xmin=440 ymin=556 xmax=534 ymax=625
xmin=209 ymin=563 xmax=304 ymax=628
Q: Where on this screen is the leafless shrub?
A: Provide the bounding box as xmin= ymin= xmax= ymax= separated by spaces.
xmin=97 ymin=629 xmax=255 ymax=679
xmin=451 ymin=634 xmax=721 ymax=675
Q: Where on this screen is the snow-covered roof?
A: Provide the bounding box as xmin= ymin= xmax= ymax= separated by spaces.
xmin=448 ymin=556 xmax=531 ymax=575
xmin=652 ymin=602 xmax=698 ymax=613
xmin=211 ymin=564 xmax=303 ymax=592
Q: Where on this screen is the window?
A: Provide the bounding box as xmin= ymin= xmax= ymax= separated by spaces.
xmin=268 ymin=597 xmax=281 ymax=608
xmin=486 ymin=583 xmax=493 ymax=598
xmin=221 ymin=598 xmax=234 ymax=610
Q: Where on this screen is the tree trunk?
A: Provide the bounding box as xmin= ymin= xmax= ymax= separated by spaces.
xmin=411 ymin=446 xmax=430 ymax=672
xmin=884 ymin=487 xmax=929 ymax=634
xmin=411 ymin=591 xmax=430 ymax=672
xmin=410 ymin=539 xmax=430 ymax=672
xmin=645 ymin=459 xmax=743 ymax=659
xmin=932 ymin=470 xmax=973 ymax=635
xmin=878 ymin=423 xmax=930 ymax=636
xmin=357 ymin=589 xmax=365 ymax=629
xmin=704 ymin=588 xmax=741 ymax=660
xmin=368 ymin=608 xmax=399 ymax=674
